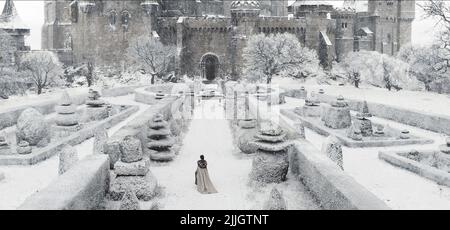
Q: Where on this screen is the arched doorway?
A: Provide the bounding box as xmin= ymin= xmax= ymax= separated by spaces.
xmin=200 ymin=53 xmax=220 ymax=81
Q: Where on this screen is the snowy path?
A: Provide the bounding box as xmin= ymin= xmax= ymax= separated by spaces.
xmin=0 ymin=94 xmax=150 ymax=210
xmin=152 ymin=97 xmax=320 ymax=210
xmin=152 ymin=98 xmax=253 ymax=210
xmin=274 ymin=97 xmax=450 ymax=210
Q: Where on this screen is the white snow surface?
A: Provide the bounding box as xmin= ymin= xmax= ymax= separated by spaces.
xmin=273 ymin=77 xmax=450 ymax=117
xmin=275 ymin=96 xmax=450 ymax=210
xmin=0 ymin=94 xmax=150 ymax=210
xmin=152 ymin=98 xmax=319 ymax=210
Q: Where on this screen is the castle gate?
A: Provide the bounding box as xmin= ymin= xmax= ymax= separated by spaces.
xmin=200 ymin=53 xmax=220 ymax=81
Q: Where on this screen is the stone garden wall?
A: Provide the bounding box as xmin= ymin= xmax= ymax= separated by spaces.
xmin=18 ymin=154 xmax=110 ymax=210
xmin=0 ymin=85 xmax=146 ymax=131
xmin=246 ymin=95 xmax=389 ymax=209
xmin=290 ymin=140 xmax=390 ymax=210
xmin=379 ymin=150 xmax=450 ymax=187
xmin=101 ymin=85 xmax=145 ymax=97
xmin=0 ymin=92 xmax=88 ymax=130
xmin=0 ymin=105 xmax=139 ymax=166
xmin=317 ymin=94 xmax=450 ymax=136
xmin=16 ymin=95 xmax=188 ymax=210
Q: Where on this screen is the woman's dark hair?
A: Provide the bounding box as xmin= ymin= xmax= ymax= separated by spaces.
xmin=200 ymin=155 xmax=205 ymax=160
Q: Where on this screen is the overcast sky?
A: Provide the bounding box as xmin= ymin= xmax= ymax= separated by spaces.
xmin=0 ymin=0 xmax=444 ymax=50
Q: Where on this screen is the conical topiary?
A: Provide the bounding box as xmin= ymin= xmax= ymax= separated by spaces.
xmin=263 ymin=187 xmax=287 ymax=210
xmin=119 ymin=188 xmax=141 ymax=210
xmin=249 ymin=122 xmax=293 ymax=183
xmin=146 ymin=114 xmax=175 ymax=161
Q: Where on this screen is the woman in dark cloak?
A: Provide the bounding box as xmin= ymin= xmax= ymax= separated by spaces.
xmin=195 ymin=155 xmax=218 ymax=194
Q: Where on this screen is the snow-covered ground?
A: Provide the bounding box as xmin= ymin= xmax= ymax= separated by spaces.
xmin=273 ymin=78 xmax=450 ymax=117
xmin=270 ymin=96 xmax=450 ymax=210
xmin=152 ymin=97 xmax=319 ymax=210
xmin=0 ymin=94 xmax=150 ymax=210
xmin=0 ymin=87 xmax=90 ymax=112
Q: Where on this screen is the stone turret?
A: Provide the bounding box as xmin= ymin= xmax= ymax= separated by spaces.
xmin=110 ymin=135 xmax=158 ymax=201
xmin=354 ymin=101 xmax=373 ymax=136
xmin=146 ymin=114 xmax=175 ymax=162
xmin=250 ymin=122 xmax=292 ymax=183
xmin=322 ymin=95 xmax=351 ymax=129
xmin=0 ymin=0 xmax=30 ymax=60
xmin=54 ymin=91 xmax=80 ymax=138
xmin=296 ymin=92 xmax=321 ymax=117
xmin=83 ymin=89 xmax=108 ymax=122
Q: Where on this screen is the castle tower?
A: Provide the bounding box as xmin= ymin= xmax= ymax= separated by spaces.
xmin=367 ymin=0 xmax=415 ymax=55
xmin=41 ymin=0 xmax=73 ymax=64
xmin=0 ymin=0 xmax=30 ymax=51
xmin=68 ymin=1 xmax=158 ymax=65
xmin=260 ymin=0 xmax=289 ymax=16
xmin=229 ymin=1 xmax=261 ymax=78
xmin=332 ymin=7 xmax=356 ymax=62
xmin=397 ymin=0 xmax=415 ymax=49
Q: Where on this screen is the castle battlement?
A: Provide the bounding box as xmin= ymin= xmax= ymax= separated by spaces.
xmin=42 ymin=0 xmax=415 ymax=76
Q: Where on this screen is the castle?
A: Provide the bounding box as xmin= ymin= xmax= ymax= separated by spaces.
xmin=0 ymin=0 xmax=30 ymax=66
xmin=40 ymin=0 xmax=416 ymax=80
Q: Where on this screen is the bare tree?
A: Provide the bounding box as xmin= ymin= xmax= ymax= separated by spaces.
xmin=421 ymin=0 xmax=450 ymax=30
xmin=20 ymin=51 xmax=63 ymax=95
xmin=243 ymin=33 xmax=320 ymax=84
xmin=421 ymin=0 xmax=450 ymax=73
xmin=127 ymin=35 xmax=176 ymax=84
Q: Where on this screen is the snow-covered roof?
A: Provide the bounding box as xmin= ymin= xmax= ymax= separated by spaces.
xmin=0 ymin=0 xmax=29 ymax=30
xmin=230 ymin=1 xmax=261 ymax=10
xmin=320 ymin=31 xmax=332 ymax=46
xmin=359 ymin=27 xmax=373 ymax=35
xmin=343 ymin=0 xmax=368 ymax=12
xmin=291 ymin=0 xmax=334 ymax=7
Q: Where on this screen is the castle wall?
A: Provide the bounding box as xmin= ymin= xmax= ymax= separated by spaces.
xmin=41 ymin=0 xmax=415 ymax=74
xmin=177 ymin=18 xmax=232 ymax=77
xmin=70 ymin=1 xmax=154 ymax=65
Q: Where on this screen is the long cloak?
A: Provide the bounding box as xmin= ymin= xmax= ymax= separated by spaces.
xmin=195 ymin=160 xmax=218 ymax=194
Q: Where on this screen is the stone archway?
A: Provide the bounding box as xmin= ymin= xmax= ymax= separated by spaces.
xmin=200 ymin=53 xmax=220 ymax=81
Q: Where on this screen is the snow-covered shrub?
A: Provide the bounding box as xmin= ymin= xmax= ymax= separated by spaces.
xmin=398 ymin=43 xmax=449 ymax=92
xmin=0 ymin=68 xmax=28 ymax=98
xmin=341 ymin=51 xmax=422 ymax=91
xmin=243 ymin=33 xmax=322 ymax=84
xmin=63 ymin=62 xmax=96 ymax=88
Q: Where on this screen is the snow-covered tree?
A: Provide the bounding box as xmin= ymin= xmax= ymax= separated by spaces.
xmin=0 ymin=68 xmax=27 ymax=99
xmin=0 ymin=29 xmax=16 ymax=69
xmin=243 ymin=33 xmax=321 ymax=84
xmin=341 ymin=51 xmax=421 ymax=90
xmin=20 ymin=51 xmax=63 ymax=95
xmin=127 ymin=35 xmax=176 ymax=84
xmin=398 ymin=44 xmax=448 ymax=91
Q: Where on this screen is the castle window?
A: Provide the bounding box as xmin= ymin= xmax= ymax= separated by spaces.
xmin=109 ymin=10 xmax=117 ymax=26
xmin=121 ymin=11 xmax=130 ymax=31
